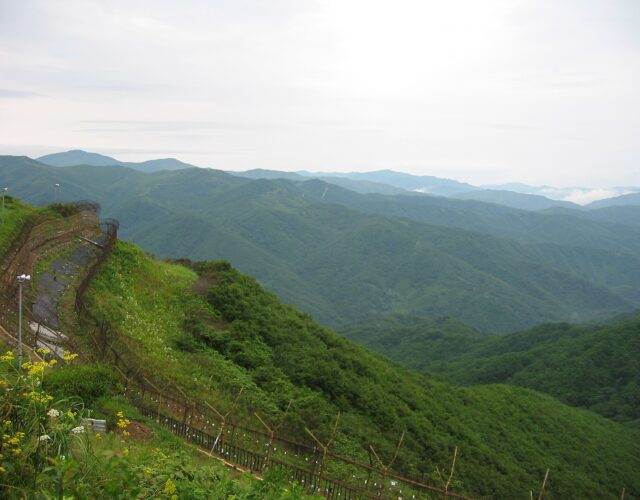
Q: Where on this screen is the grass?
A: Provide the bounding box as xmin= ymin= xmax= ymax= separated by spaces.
xmin=0 ymin=196 xmax=40 ymax=261
xmin=0 ymin=353 xmax=315 ymax=499
xmin=82 ymin=242 xmax=260 ymax=411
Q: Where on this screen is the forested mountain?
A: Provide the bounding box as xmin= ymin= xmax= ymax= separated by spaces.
xmin=2 ymin=155 xmax=639 ymax=332
xmin=83 ymin=240 xmax=640 ymax=498
xmin=37 ymin=149 xmax=194 ymax=172
xmin=341 ymin=314 xmax=640 ymax=425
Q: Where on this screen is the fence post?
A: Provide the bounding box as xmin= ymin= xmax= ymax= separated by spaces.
xmin=370 ymin=431 xmax=405 ymax=499
xmin=305 ymin=411 xmax=340 ymax=496
xmin=255 ymin=400 xmax=291 ymax=472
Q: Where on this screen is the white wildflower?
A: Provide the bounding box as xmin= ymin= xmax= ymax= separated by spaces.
xmin=71 ymin=426 xmax=85 ymax=434
xmin=47 ymin=409 xmax=60 ymax=418
xmin=39 ymin=434 xmax=51 ymax=442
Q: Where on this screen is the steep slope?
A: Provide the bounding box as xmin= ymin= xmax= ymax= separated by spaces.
xmin=342 ymin=315 xmax=640 ymax=425
xmin=80 ymin=240 xmax=640 ymax=499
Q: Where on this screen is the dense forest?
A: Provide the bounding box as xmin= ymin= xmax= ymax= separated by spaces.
xmin=341 ymin=314 xmax=640 ymax=425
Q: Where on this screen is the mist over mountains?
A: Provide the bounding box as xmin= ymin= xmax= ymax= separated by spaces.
xmin=3 ymin=152 xmax=640 ymax=333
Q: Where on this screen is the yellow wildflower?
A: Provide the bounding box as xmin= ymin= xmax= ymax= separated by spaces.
xmin=62 ymin=351 xmax=78 ymax=363
xmin=164 ymin=478 xmax=176 ymax=495
xmin=123 ymin=447 xmax=129 ymax=456
xmin=0 ymin=466 xmax=6 ymax=473
xmin=0 ymin=351 xmax=14 ymax=362
xmin=67 ymin=411 xmax=76 ymax=418
xmin=37 ymin=347 xmax=51 ymax=355
xmin=95 ymin=433 xmax=102 ymax=440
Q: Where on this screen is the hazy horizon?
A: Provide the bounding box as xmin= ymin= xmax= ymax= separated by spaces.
xmin=1 ymin=1 xmax=638 ymax=189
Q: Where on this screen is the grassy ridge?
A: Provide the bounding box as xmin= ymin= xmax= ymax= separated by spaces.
xmin=81 ymin=241 xmax=640 ymax=498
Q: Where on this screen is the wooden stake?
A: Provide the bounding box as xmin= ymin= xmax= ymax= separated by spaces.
xmin=305 ymin=412 xmax=340 ymax=494
xmin=537 ymin=468 xmax=550 ymax=500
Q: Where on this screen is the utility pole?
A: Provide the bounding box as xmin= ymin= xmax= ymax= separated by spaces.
xmin=16 ymin=274 xmax=31 ymax=367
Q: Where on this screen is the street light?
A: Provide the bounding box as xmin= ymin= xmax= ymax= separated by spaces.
xmin=16 ymin=274 xmax=31 ymax=367
xmin=54 ymin=183 xmax=60 ymax=203
xmin=1 ymin=187 xmax=7 ymax=224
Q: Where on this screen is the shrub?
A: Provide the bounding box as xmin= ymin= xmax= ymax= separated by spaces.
xmin=43 ymin=364 xmax=119 ymax=407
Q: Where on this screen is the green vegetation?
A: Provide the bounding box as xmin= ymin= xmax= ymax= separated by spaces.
xmin=0 ymin=350 xmax=313 ymax=499
xmin=0 ymin=195 xmax=39 ymax=260
xmin=77 ymin=242 xmax=640 ymax=498
xmin=2 ymin=155 xmax=640 ymax=332
xmin=342 ymin=315 xmax=640 ymax=426
xmin=340 ymin=314 xmax=487 ymax=370
xmin=43 ymin=364 xmax=120 ymax=407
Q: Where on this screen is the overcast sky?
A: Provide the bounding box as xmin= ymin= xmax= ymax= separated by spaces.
xmin=0 ymin=0 xmax=638 ymax=188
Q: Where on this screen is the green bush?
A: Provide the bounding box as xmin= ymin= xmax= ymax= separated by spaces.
xmin=43 ymin=364 xmax=119 ymax=407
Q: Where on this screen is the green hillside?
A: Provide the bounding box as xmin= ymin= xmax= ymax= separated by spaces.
xmin=75 ymin=240 xmax=640 ymax=498
xmin=341 ymin=315 xmax=640 ymax=425
xmin=2 ymin=156 xmax=640 ymax=332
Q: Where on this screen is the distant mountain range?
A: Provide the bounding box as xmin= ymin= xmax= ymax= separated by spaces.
xmin=297 ymin=169 xmax=478 ymax=196
xmin=36 ymin=150 xmax=638 ymax=209
xmin=2 ymin=154 xmax=640 ymax=332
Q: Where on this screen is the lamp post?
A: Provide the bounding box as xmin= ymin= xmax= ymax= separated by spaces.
xmin=16 ymin=274 xmax=31 ymax=367
xmin=1 ymin=187 xmax=7 ymax=224
xmin=54 ymin=183 xmax=60 ymax=204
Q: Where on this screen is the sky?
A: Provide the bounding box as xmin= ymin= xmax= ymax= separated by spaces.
xmin=0 ymin=0 xmax=638 ymax=188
